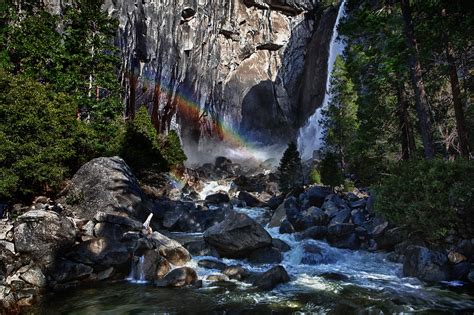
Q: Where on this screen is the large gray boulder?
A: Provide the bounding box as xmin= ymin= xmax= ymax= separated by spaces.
xmin=14 ymin=210 xmax=76 ymax=266
xmin=66 ymin=237 xmax=129 ymax=268
xmin=253 ymin=265 xmax=290 ymax=290
xmin=154 ymin=267 xmax=198 ymax=288
xmin=203 ymin=211 xmax=272 ymax=258
xmin=61 ymin=157 xmax=150 ymax=221
xmin=149 ymin=232 xmax=191 ymax=266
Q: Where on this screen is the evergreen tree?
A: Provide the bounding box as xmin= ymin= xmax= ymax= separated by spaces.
xmin=161 ymin=130 xmax=187 ymax=169
xmin=278 ymin=142 xmax=303 ymax=193
xmin=319 ymin=55 xmax=359 ymax=171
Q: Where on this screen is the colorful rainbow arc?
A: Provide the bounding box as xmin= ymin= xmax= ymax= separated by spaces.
xmin=129 ymin=70 xmax=258 ymax=155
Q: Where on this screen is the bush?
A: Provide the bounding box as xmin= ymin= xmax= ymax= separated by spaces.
xmin=309 ymin=167 xmax=322 ymax=185
xmin=121 ymin=107 xmax=167 ymax=174
xmin=161 ymin=130 xmax=187 ymax=169
xmin=320 ymin=153 xmax=344 ymax=187
xmin=375 ymin=159 xmax=474 ymax=240
xmin=0 ymin=71 xmax=78 ymax=200
xmin=278 ymin=142 xmax=303 ymax=193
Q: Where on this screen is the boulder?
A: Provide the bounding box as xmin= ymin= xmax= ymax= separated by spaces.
xmin=269 ymin=203 xmax=286 ymax=228
xmin=94 ymin=223 xmax=125 ymax=241
xmin=403 ymin=245 xmax=449 ymax=282
xmin=279 ymin=219 xmax=295 ymax=234
xmin=450 ymin=262 xmax=472 ymax=280
xmin=215 ymin=156 xmax=233 ymax=171
xmin=176 ymin=209 xmax=226 ymax=232
xmin=66 ymin=237 xmax=129 ymax=267
xmin=309 ymin=207 xmax=329 ymax=226
xmin=328 ymin=208 xmax=351 ymax=225
xmin=131 ymin=250 xmax=171 ymax=281
xmin=253 ymin=265 xmax=289 ymax=290
xmin=49 ymin=260 xmax=93 ymax=283
xmin=297 ymin=226 xmax=328 ymax=240
xmin=19 ymin=266 xmax=46 ymax=288
xmin=205 ymin=192 xmax=230 ymax=204
xmin=272 ymin=239 xmax=291 ymax=252
xmin=93 ymin=212 xmax=143 ymax=230
xmin=14 ymin=210 xmax=76 ymax=266
xmin=303 ymin=186 xmax=332 ymax=208
xmin=197 ymin=259 xmax=228 ymax=271
xmin=327 ymin=224 xmax=359 ymax=249
xmin=61 ymin=157 xmax=150 ymax=221
xmin=248 ymin=247 xmax=283 ymax=264
xmin=350 ymin=209 xmax=366 ymax=226
xmin=223 ymin=265 xmax=249 ymax=280
xmin=205 ymin=274 xmax=229 ymax=282
xmin=300 ymin=242 xmax=336 ymax=265
xmin=154 ymin=267 xmax=198 ymax=288
xmin=267 ymin=195 xmax=284 ymax=210
xmin=149 ymin=232 xmax=191 ymax=266
xmin=375 ymin=227 xmax=406 ymax=251
xmin=320 ymin=272 xmax=349 ymax=281
xmin=203 ymin=211 xmax=272 ymax=258
xmin=238 ymin=191 xmax=262 ymax=207
xmin=184 ymin=240 xmax=220 ymax=258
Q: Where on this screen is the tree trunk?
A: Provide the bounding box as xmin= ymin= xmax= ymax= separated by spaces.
xmin=396 ymin=82 xmax=416 ymax=160
xmin=400 ymin=0 xmax=435 ymax=159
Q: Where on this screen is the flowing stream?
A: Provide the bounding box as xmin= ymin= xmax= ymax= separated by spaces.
xmin=34 ymin=204 xmax=474 ymax=314
xmin=297 ymin=0 xmax=348 ymax=160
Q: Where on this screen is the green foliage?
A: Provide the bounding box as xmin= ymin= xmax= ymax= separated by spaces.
xmin=161 ymin=130 xmax=187 ymax=169
xmin=320 ymin=56 xmax=359 ymax=171
xmin=319 ymin=153 xmax=344 ymax=187
xmin=121 ymin=107 xmax=167 ymax=174
xmin=278 ymin=142 xmax=303 ymax=193
xmin=343 ymin=179 xmax=355 ymax=193
xmin=0 ymin=70 xmax=78 ymax=199
xmin=375 ymin=159 xmax=474 ymax=240
xmin=309 ymin=167 xmax=322 ymax=185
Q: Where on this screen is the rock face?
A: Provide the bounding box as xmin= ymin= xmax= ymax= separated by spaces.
xmin=97 ymin=0 xmax=339 ymax=153
xmin=203 ymin=211 xmax=272 ymax=258
xmin=61 ymin=157 xmax=150 ymax=221
xmin=14 ymin=210 xmax=76 ymax=266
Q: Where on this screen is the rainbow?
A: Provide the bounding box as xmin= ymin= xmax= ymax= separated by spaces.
xmin=127 ymin=69 xmax=259 ymax=156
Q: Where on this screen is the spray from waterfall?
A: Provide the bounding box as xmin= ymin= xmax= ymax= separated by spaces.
xmin=297 ymin=0 xmax=348 ymax=160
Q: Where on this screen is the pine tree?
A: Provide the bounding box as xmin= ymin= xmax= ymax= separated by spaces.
xmin=161 ymin=130 xmax=187 ymax=169
xmin=320 ymin=56 xmax=359 ymax=171
xmin=278 ymin=142 xmax=303 ymax=193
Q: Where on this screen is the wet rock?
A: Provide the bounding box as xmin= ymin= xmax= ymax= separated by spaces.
xmin=66 ymin=237 xmax=129 ymax=267
xmin=206 ymin=274 xmax=229 ymax=282
xmin=350 ymin=209 xmax=366 ymax=226
xmin=322 ymin=194 xmax=347 ymax=217
xmin=203 ymin=211 xmax=272 ymax=258
xmin=49 ymin=260 xmax=93 ymax=283
xmin=223 ymin=265 xmax=249 ymax=281
xmin=327 ymin=224 xmax=359 ymax=249
xmin=154 ymin=267 xmax=198 ymax=288
xmin=272 ymin=239 xmax=291 ymax=252
xmin=248 ymin=247 xmax=283 ymax=264
xmin=97 ymin=267 xmax=114 ymax=281
xmin=132 ymin=250 xmax=172 ymax=281
xmin=253 ymin=265 xmax=289 ymax=290
xmin=14 ymin=210 xmax=76 ymax=266
xmin=184 ymin=240 xmax=220 ymax=258
xmin=320 ymin=272 xmax=349 ymax=281
xmin=149 ymin=232 xmax=191 ymax=266
xmin=279 ymin=219 xmax=295 ymax=234
xmin=205 ymin=192 xmax=230 ymax=205
xmin=61 ymin=157 xmax=150 ymax=221
xmin=403 ymin=245 xmax=449 ymax=282
xmin=269 ymin=202 xmax=286 ymax=228
xmin=238 ymin=191 xmax=261 ymax=207
xmin=177 ymin=209 xmax=226 ymax=232
xmin=297 ymin=226 xmax=328 ymax=240
xmin=215 ymin=156 xmax=233 ymax=171
xmin=198 ymin=259 xmax=228 ymax=271
xmin=267 ymin=195 xmax=284 ymax=210
xmin=468 ymin=270 xmax=474 ymax=283
xmin=301 ymin=242 xmax=336 ymax=265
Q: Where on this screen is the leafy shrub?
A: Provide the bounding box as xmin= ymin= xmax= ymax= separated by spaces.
xmin=343 ymin=179 xmax=355 ymax=192
xmin=375 ymin=159 xmax=474 ymax=240
xmin=309 ymin=167 xmax=322 ymax=185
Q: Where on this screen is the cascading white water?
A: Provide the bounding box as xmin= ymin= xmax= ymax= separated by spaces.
xmin=297 ymin=0 xmax=348 ymax=160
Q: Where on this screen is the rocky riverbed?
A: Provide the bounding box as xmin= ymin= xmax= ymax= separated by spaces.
xmin=1 ymin=156 xmax=474 ymax=313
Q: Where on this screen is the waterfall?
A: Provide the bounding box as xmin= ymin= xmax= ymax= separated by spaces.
xmin=297 ymin=0 xmax=348 ymax=160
